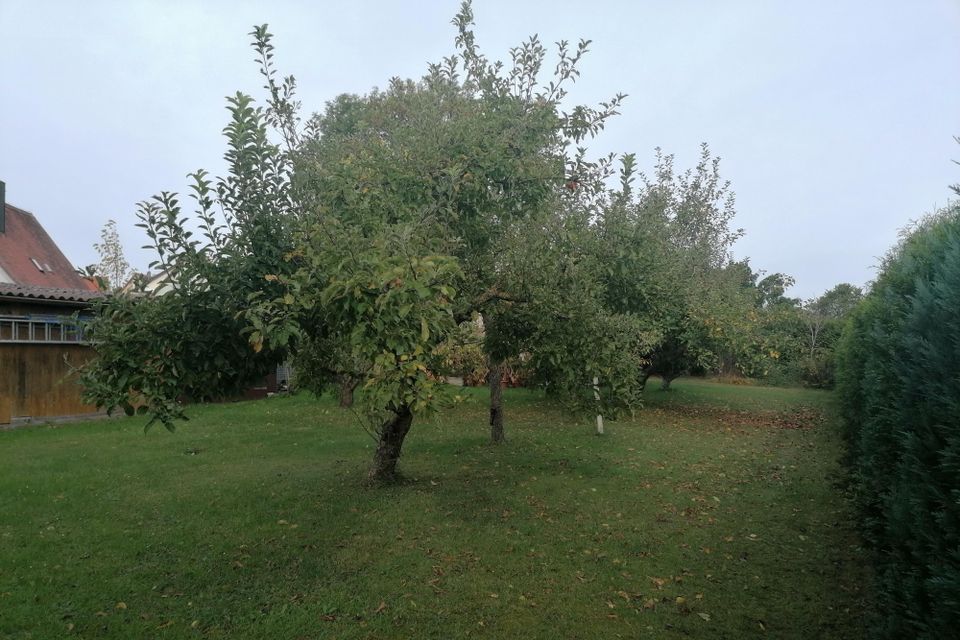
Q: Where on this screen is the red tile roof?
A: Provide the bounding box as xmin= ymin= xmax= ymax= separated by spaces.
xmin=0 ymin=283 xmax=105 ymax=304
xmin=0 ymin=203 xmax=99 ymax=291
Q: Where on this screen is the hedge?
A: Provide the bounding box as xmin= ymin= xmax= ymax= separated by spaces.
xmin=836 ymin=205 xmax=960 ymax=638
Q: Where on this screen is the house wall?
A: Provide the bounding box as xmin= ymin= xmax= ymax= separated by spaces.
xmin=0 ymin=343 xmax=98 ymax=424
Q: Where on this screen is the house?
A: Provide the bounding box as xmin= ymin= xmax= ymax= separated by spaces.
xmin=0 ymin=181 xmax=105 ymax=425
xmin=120 ymin=269 xmax=174 ymax=296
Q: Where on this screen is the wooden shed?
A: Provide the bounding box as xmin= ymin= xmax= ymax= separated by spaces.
xmin=0 ymin=285 xmax=104 ymax=425
xmin=0 ymin=192 xmax=105 ymax=425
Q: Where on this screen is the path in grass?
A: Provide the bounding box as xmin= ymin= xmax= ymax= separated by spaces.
xmin=0 ymin=379 xmax=869 ymax=639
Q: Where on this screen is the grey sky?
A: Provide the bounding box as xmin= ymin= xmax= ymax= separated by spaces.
xmin=2 ymin=0 xmax=958 ymax=299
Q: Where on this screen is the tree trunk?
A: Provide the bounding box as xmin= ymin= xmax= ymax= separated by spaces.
xmin=719 ymin=351 xmax=737 ymax=377
xmin=660 ymin=374 xmax=676 ymax=391
xmin=488 ymin=360 xmax=505 ymax=444
xmin=638 ymin=367 xmax=653 ymax=391
xmin=338 ymin=375 xmax=359 ymax=408
xmin=369 ymin=404 xmax=413 ymax=483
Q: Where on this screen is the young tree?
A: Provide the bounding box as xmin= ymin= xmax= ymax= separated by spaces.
xmin=80 ymin=29 xmax=299 ymax=429
xmin=93 ymin=219 xmax=131 ymax=291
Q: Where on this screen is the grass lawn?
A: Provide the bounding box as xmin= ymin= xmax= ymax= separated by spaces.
xmin=0 ymin=379 xmax=869 ymax=639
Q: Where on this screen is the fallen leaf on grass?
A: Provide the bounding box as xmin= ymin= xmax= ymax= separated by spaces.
xmin=698 ymin=613 xmax=711 ymax=621
xmin=115 ymin=602 xmax=126 ymax=610
xmin=374 ymin=601 xmax=387 ymax=614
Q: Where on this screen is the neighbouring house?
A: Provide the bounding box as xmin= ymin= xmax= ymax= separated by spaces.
xmin=120 ymin=269 xmax=174 ymax=296
xmin=0 ymin=182 xmax=105 ymax=425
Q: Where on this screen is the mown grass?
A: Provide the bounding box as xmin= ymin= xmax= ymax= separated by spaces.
xmin=0 ymin=379 xmax=869 ymax=639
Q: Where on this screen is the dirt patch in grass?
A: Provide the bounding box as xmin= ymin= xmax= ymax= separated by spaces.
xmin=649 ymin=404 xmax=827 ymax=431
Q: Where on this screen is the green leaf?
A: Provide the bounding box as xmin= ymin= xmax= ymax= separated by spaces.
xmin=420 ymin=316 xmax=430 ymax=342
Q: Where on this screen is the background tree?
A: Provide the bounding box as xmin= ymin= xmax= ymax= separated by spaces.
xmin=725 ymin=276 xmax=862 ymax=388
xmin=710 ymin=262 xmax=852 ymax=387
xmin=488 ymin=187 xmax=650 ymax=419
xmin=93 ymin=219 xmax=131 ymax=291
xmin=586 ymin=145 xmax=746 ymax=391
xmin=798 ymin=283 xmax=863 ymax=386
xmin=741 ymin=270 xmax=804 ymax=382
xmin=810 ymin=282 xmax=862 ymax=320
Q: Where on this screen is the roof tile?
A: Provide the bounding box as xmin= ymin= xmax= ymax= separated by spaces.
xmin=0 ymin=283 xmax=105 ymax=303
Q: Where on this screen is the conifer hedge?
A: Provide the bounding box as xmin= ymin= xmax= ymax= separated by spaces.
xmin=836 ymin=205 xmax=960 ymax=638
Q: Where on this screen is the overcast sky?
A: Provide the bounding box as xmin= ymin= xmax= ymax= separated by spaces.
xmin=2 ymin=0 xmax=958 ymax=299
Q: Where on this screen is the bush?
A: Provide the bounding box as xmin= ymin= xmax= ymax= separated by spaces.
xmin=798 ymin=351 xmax=835 ymax=388
xmin=835 ymin=205 xmax=960 ymax=638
